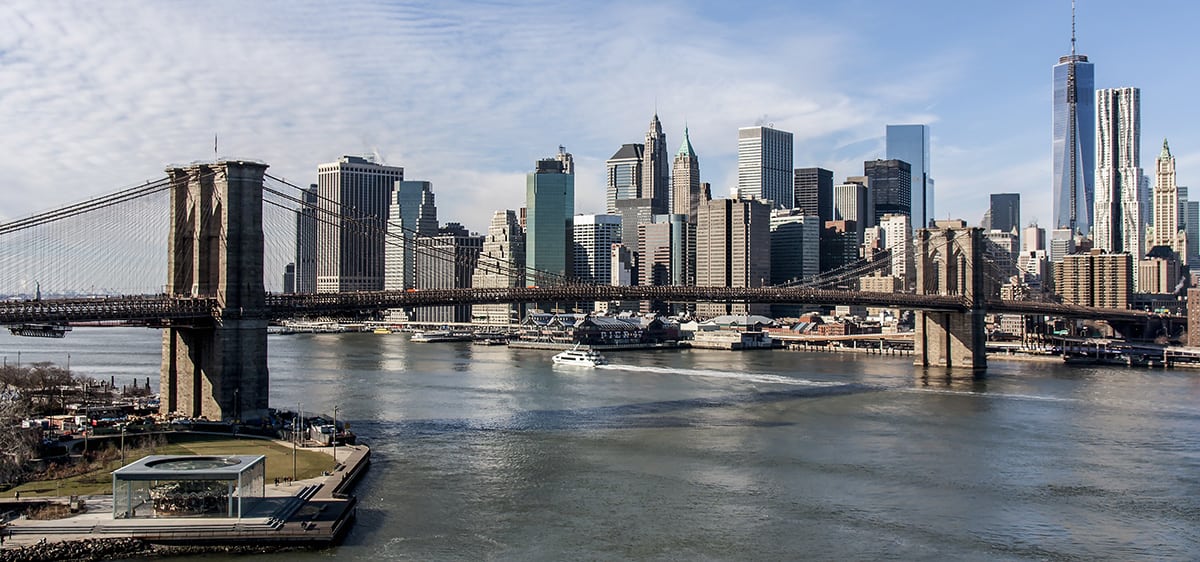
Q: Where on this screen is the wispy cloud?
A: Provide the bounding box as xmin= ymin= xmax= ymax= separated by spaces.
xmin=0 ymin=0 xmax=969 ymax=233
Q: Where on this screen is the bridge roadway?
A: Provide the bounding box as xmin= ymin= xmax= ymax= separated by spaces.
xmin=0 ymin=286 xmax=1179 ymax=325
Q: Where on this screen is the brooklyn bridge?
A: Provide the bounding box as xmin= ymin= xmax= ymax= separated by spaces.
xmin=0 ymin=160 xmax=1180 ymax=422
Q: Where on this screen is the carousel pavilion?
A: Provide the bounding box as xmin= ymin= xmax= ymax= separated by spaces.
xmin=112 ymin=455 xmax=266 ymax=519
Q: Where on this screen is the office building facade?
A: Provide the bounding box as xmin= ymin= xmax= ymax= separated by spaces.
xmin=384 ymin=180 xmax=438 ymax=292
xmin=985 ymin=193 xmax=1021 ymax=234
xmin=793 ymin=167 xmax=834 ymax=225
xmin=605 ymin=144 xmax=643 ymax=214
xmin=525 ymin=151 xmax=575 ymax=287
xmin=864 ymin=159 xmax=912 ymax=226
xmin=696 ymin=198 xmax=771 ymax=317
xmin=413 ymin=224 xmax=482 ymax=324
xmin=316 ymin=156 xmax=404 ymax=293
xmin=572 ymin=214 xmax=622 ymax=285
xmin=642 ymin=114 xmax=670 ymax=215
xmin=1052 ymin=45 xmax=1096 ymax=235
xmin=293 ymin=184 xmax=319 ymax=294
xmin=1151 ymin=139 xmax=1186 ymax=261
xmin=886 ymin=124 xmax=935 ymax=229
xmin=737 ymin=126 xmax=794 ymax=208
xmin=471 ymin=210 xmax=526 ymax=326
xmin=671 ymin=128 xmax=702 ymax=222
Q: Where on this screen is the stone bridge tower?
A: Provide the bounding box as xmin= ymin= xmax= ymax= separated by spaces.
xmin=914 ymin=223 xmax=989 ymax=370
xmin=161 ymin=160 xmax=269 ymax=421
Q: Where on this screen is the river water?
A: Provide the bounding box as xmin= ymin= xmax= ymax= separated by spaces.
xmin=4 ymin=327 xmax=1199 ymax=560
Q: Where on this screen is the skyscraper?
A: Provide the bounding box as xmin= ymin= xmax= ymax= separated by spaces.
xmin=572 ymin=214 xmax=622 ymax=285
xmin=642 ymin=114 xmax=670 ymax=215
xmin=525 ymin=150 xmax=574 ymax=287
xmin=671 ymin=127 xmax=701 ymax=221
xmin=384 ymin=180 xmax=438 ymax=292
xmin=986 ymin=193 xmax=1021 ymax=234
xmin=1094 ymin=87 xmax=1143 ymax=257
xmin=414 ymin=224 xmax=482 ymax=324
xmin=293 ymin=184 xmax=318 ymax=294
xmin=1151 ymin=139 xmax=1186 ymax=261
xmin=316 ymin=156 xmax=404 ymax=293
xmin=864 ymin=159 xmax=912 ymax=226
xmin=737 ymin=126 xmax=794 ymax=208
xmin=833 ymin=181 xmax=869 ymax=244
xmin=471 ymin=210 xmax=526 ymax=326
xmin=793 ymin=167 xmax=834 ymax=225
xmin=696 ymin=198 xmax=771 ymax=317
xmin=885 ymin=125 xmax=935 ymax=229
xmin=1051 ymin=11 xmax=1096 ymax=235
xmin=605 ymin=144 xmax=643 ymax=214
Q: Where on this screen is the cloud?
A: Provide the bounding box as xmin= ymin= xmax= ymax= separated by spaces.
xmin=0 ymin=0 xmax=959 ymax=237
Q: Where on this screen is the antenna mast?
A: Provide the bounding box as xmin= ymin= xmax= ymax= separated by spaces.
xmin=1071 ymin=0 xmax=1076 ymax=56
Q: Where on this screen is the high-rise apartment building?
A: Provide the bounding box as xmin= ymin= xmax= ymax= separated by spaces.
xmin=413 ymin=224 xmax=482 ymax=324
xmin=793 ymin=167 xmax=834 ymax=225
xmin=1094 ymin=87 xmax=1143 ymax=258
xmin=671 ymin=128 xmax=701 ymax=222
xmin=642 ymin=114 xmax=670 ymax=215
xmin=525 ymin=150 xmax=574 ymax=287
xmin=696 ymin=198 xmax=771 ymax=317
xmin=293 ymin=184 xmax=318 ymax=294
xmin=316 ymin=156 xmax=404 ymax=293
xmin=384 ymin=180 xmax=438 ymax=292
xmin=471 ymin=210 xmax=526 ymax=326
xmin=572 ymin=214 xmax=622 ymax=285
xmin=886 ymin=124 xmax=935 ymax=229
xmin=1151 ymin=139 xmax=1186 ymax=261
xmin=1049 ymin=228 xmax=1076 ymax=263
xmin=1054 ymin=250 xmax=1132 ymax=309
xmin=737 ymin=126 xmax=794 ymax=209
xmin=864 ymin=159 xmax=912 ymax=226
xmin=1051 ymin=19 xmax=1096 ymax=235
xmin=605 ymin=144 xmax=643 ymax=214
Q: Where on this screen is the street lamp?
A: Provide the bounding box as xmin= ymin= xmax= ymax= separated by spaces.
xmin=120 ymin=428 xmax=126 ymax=466
xmin=332 ymin=405 xmax=339 ymax=472
xmin=292 ymin=403 xmax=300 ymax=482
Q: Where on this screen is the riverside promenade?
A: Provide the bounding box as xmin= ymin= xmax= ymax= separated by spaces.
xmin=0 ymin=443 xmax=370 ymax=555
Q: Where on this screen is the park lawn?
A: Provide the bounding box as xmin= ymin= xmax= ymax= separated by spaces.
xmin=2 ymin=434 xmax=332 ymax=499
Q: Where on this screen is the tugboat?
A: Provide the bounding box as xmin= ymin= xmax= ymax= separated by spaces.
xmin=552 ymin=344 xmax=607 ymax=367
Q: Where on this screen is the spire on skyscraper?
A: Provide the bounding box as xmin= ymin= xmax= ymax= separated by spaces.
xmin=1162 ymin=138 xmax=1171 ymax=159
xmin=677 ymin=126 xmax=696 ymax=158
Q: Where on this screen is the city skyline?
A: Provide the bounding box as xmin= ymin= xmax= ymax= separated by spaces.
xmin=2 ymin=1 xmax=1200 ymax=234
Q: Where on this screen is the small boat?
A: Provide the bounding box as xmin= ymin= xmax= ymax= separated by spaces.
xmin=411 ymin=330 xmax=474 ymax=343
xmin=552 ymin=344 xmax=607 ymax=367
xmin=373 ymin=327 xmax=392 ymax=334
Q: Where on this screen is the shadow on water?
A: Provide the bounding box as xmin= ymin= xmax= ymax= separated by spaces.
xmin=355 ymin=382 xmax=884 ymax=437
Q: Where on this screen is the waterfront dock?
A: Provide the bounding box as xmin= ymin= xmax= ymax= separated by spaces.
xmin=0 ymin=443 xmax=371 ymax=555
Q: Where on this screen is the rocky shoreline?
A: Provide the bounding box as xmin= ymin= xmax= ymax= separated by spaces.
xmin=0 ymin=537 xmax=305 ymax=562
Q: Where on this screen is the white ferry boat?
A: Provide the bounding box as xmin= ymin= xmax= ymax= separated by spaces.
xmin=552 ymin=345 xmax=607 ymax=367
xmin=411 ymin=330 xmax=474 ymax=343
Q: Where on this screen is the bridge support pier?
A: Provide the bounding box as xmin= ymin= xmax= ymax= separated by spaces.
xmin=160 ymin=161 xmax=269 ymax=422
xmin=913 ymin=310 xmax=987 ymax=370
xmin=912 ymin=224 xmax=989 ymax=371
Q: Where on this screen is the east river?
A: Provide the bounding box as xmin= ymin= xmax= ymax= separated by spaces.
xmin=4 ymin=327 xmax=1199 ymax=560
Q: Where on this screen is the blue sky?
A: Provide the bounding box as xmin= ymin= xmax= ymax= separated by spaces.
xmin=2 ymin=0 xmax=1198 ymax=233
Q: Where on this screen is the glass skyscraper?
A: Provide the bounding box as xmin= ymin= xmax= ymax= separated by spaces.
xmin=1052 ymin=50 xmax=1095 ymax=235
xmin=526 ymin=151 xmax=575 ymax=287
xmin=885 ymin=125 xmax=934 ymax=229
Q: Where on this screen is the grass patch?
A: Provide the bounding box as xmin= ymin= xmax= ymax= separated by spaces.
xmin=2 ymin=433 xmax=332 ymax=498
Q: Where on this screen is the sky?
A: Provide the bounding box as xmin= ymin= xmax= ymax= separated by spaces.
xmin=3 ymin=0 xmax=1200 ymax=234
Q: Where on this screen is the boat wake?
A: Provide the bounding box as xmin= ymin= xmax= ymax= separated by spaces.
xmin=595 ymin=363 xmax=846 ymax=387
xmin=896 ymin=387 xmax=1079 ymax=403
